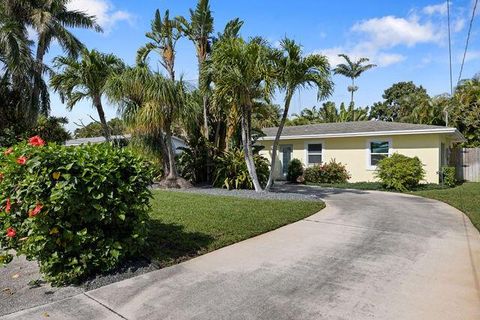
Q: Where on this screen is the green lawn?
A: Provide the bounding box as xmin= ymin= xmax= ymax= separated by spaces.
xmin=413 ymin=183 xmax=480 ymax=231
xmin=146 ymin=191 xmax=324 ymax=266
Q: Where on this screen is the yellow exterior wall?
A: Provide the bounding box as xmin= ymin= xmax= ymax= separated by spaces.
xmin=258 ymin=133 xmax=445 ymax=183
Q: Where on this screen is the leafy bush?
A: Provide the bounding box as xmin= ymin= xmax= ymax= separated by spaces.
xmin=176 ymin=137 xmax=210 ymax=183
xmin=213 ymin=149 xmax=269 ymax=190
xmin=0 ymin=138 xmax=152 ymax=285
xmin=304 ymin=159 xmax=351 ymax=184
xmin=375 ymin=153 xmax=425 ymax=191
xmin=441 ymin=166 xmax=457 ymax=187
xmin=286 ymin=159 xmax=304 ymax=183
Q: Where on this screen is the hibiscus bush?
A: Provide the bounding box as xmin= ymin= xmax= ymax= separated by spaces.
xmin=0 ymin=137 xmax=153 ymax=285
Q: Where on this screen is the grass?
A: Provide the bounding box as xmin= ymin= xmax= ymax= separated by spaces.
xmin=413 ymin=183 xmax=480 ymax=231
xmin=145 ymin=190 xmax=325 ymax=266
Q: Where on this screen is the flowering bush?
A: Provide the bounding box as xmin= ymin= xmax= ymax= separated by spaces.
xmin=304 ymin=159 xmax=351 ymax=184
xmin=0 ymin=138 xmax=153 ymax=285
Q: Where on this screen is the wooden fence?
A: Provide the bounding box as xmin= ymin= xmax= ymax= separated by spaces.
xmin=453 ymin=148 xmax=480 ymax=182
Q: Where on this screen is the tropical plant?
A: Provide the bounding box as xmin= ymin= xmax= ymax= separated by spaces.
xmin=28 ymin=0 xmax=102 ymax=115
xmin=304 ymin=159 xmax=351 ymax=184
xmin=441 ymin=167 xmax=457 ymax=187
xmin=334 ymin=54 xmax=376 ymax=106
xmin=0 ymin=139 xmax=152 ymax=285
xmin=176 ymin=0 xmax=214 ymax=138
xmin=286 ymin=159 xmax=304 ymax=183
xmin=30 ymin=116 xmax=71 ymax=143
xmin=451 ymin=77 xmax=480 ymax=147
xmin=213 ymin=149 xmax=269 ymax=190
xmin=107 ymin=66 xmax=196 ymax=188
xmin=176 ymin=137 xmax=210 ymax=183
xmin=265 ymin=38 xmax=332 ymax=190
xmin=50 ymin=49 xmax=125 ymax=142
xmin=205 ymin=37 xmax=276 ymax=191
xmin=375 ymin=153 xmax=425 ymax=191
xmin=137 ymin=9 xmax=181 ymax=80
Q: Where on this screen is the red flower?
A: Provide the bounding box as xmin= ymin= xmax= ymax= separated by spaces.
xmin=4 ymin=148 xmax=13 ymax=156
xmin=5 ymin=198 xmax=11 ymax=214
xmin=28 ymin=136 xmax=45 ymax=147
xmin=6 ymin=227 xmax=16 ymax=238
xmin=29 ymin=203 xmax=43 ymax=218
xmin=16 ymin=156 xmax=27 ymax=165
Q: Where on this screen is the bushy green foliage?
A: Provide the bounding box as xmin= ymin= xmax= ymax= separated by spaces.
xmin=213 ymin=149 xmax=269 ymax=190
xmin=176 ymin=137 xmax=210 ymax=183
xmin=441 ymin=166 xmax=457 ymax=187
xmin=304 ymin=159 xmax=351 ymax=184
xmin=286 ymin=159 xmax=304 ymax=182
xmin=375 ymin=153 xmax=425 ymax=191
xmin=0 ymin=138 xmax=152 ymax=285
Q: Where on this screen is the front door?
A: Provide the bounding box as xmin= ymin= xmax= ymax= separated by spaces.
xmin=279 ymin=145 xmax=293 ymax=178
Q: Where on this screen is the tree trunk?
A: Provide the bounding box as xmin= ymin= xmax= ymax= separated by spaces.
xmin=93 ymin=96 xmax=111 ymax=142
xmin=265 ymin=90 xmax=293 ymax=191
xmin=31 ymin=34 xmax=47 ymax=119
xmin=164 ymin=123 xmax=178 ymax=180
xmin=157 ymin=130 xmax=170 ymax=177
xmin=351 ymin=78 xmax=355 ymax=121
xmin=241 ymin=106 xmax=262 ymax=192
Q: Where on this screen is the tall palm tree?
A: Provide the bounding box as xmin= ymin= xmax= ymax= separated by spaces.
xmin=137 ymin=9 xmax=181 ymax=81
xmin=265 ymin=38 xmax=333 ymax=190
xmin=206 ymin=37 xmax=275 ymax=191
xmin=333 ymin=54 xmax=376 ymax=106
xmin=50 ymin=49 xmax=124 ymax=142
xmin=176 ymin=0 xmax=213 ymax=138
xmin=29 ymin=0 xmax=102 ymax=115
xmin=107 ymin=66 xmax=195 ymax=188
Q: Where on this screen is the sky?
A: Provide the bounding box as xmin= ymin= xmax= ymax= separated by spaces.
xmin=43 ymin=0 xmax=480 ymax=132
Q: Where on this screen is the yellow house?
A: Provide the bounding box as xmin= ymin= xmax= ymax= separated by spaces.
xmin=257 ymin=121 xmax=465 ymax=184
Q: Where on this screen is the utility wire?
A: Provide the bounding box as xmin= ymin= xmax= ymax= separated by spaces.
xmin=447 ymin=0 xmax=453 ymax=95
xmin=458 ymin=0 xmax=479 ymax=84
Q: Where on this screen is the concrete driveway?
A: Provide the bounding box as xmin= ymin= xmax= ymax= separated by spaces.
xmin=2 ymin=186 xmax=480 ymax=320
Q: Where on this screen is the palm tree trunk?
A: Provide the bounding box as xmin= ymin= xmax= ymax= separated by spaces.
xmin=157 ymin=130 xmax=170 ymax=177
xmin=265 ymin=89 xmax=293 ymax=191
xmin=241 ymin=105 xmax=262 ymax=192
xmin=164 ymin=123 xmax=178 ymax=180
xmin=351 ymin=78 xmax=355 ymax=121
xmin=31 ymin=34 xmax=47 ymax=119
xmin=93 ymin=95 xmax=111 ymax=142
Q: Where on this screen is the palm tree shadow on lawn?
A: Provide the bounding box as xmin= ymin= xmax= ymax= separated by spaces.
xmin=145 ymin=220 xmax=215 ymax=267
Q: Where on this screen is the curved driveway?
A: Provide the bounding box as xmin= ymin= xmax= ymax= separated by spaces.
xmin=3 ymin=186 xmax=480 ymax=320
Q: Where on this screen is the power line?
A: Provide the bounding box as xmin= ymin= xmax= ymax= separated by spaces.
xmin=458 ymin=0 xmax=479 ymax=84
xmin=447 ymin=0 xmax=453 ymax=95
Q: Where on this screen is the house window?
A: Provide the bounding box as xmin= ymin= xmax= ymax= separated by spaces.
xmin=307 ymin=143 xmax=322 ymax=165
xmin=369 ymin=141 xmax=390 ymax=167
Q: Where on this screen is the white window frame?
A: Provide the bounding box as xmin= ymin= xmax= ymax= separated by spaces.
xmin=366 ymin=138 xmax=392 ymax=170
xmin=304 ymin=140 xmax=324 ymax=166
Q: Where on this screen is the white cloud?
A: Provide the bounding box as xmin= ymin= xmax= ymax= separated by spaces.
xmin=67 ymin=0 xmax=133 ymax=33
xmin=462 ymin=50 xmax=480 ymax=62
xmin=423 ymin=2 xmax=448 ymax=16
xmin=453 ymin=18 xmax=465 ymax=32
xmin=351 ymin=15 xmax=442 ymax=48
xmin=315 ymin=47 xmax=405 ymax=68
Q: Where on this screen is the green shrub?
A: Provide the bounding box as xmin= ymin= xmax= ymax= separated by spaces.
xmin=213 ymin=149 xmax=269 ymax=190
xmin=441 ymin=166 xmax=457 ymax=187
xmin=286 ymin=159 xmax=304 ymax=183
xmin=0 ymin=138 xmax=152 ymax=285
xmin=375 ymin=153 xmax=425 ymax=191
xmin=304 ymin=159 xmax=351 ymax=184
xmin=176 ymin=137 xmax=210 ymax=183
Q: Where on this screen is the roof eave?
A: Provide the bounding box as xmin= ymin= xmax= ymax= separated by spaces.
xmin=258 ymin=128 xmax=459 ymax=141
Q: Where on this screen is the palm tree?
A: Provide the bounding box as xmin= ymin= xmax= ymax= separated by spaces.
xmin=107 ymin=66 xmax=195 ymax=188
xmin=29 ymin=0 xmax=102 ymax=115
xmin=265 ymin=38 xmax=333 ymax=190
xmin=50 ymin=49 xmax=124 ymax=142
xmin=333 ymin=54 xmax=376 ymax=106
xmin=176 ymin=0 xmax=213 ymax=138
xmin=137 ymin=9 xmax=181 ymax=81
xmin=206 ymin=37 xmax=275 ymax=191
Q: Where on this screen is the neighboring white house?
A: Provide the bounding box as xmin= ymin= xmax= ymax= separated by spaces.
xmin=65 ymin=134 xmax=187 ymax=155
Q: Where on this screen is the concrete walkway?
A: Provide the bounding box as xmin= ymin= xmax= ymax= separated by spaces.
xmin=2 ymin=186 xmax=480 ymax=320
